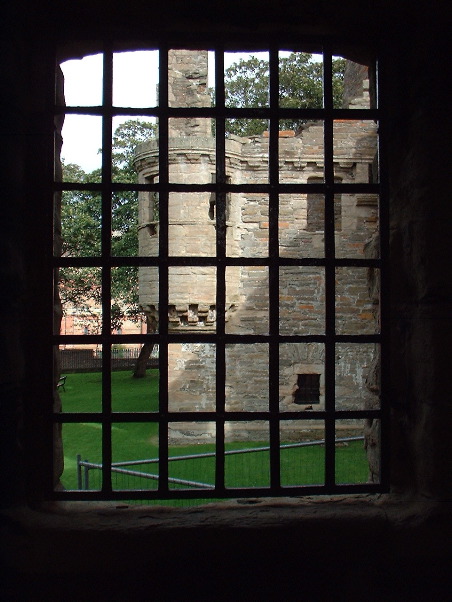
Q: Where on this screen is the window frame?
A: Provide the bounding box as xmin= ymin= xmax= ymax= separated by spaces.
xmin=51 ymin=41 xmax=389 ymax=502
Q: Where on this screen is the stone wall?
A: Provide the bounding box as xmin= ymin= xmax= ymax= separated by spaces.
xmin=168 ymin=49 xmax=211 ymax=137
xmin=135 ymin=56 xmax=379 ymax=442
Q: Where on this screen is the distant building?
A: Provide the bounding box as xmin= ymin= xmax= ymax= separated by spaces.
xmin=134 ymin=51 xmax=379 ymax=442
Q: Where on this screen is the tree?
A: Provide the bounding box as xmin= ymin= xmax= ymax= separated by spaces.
xmin=59 ymin=163 xmax=102 ymax=332
xmin=111 ymin=120 xmax=157 ymax=172
xmin=224 ymin=53 xmax=346 ymax=136
xmin=60 ymin=119 xmax=156 ymax=333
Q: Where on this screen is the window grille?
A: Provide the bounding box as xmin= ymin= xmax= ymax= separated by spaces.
xmin=53 ymin=43 xmax=388 ymax=502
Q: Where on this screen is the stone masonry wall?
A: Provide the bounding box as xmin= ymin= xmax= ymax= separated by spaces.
xmin=168 ymin=49 xmax=211 ymax=137
xmin=135 ymin=56 xmax=379 ymax=443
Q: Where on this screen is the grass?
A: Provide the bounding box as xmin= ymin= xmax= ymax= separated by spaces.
xmin=61 ymin=370 xmax=160 ymax=489
xmin=60 ymin=371 xmax=370 ymax=503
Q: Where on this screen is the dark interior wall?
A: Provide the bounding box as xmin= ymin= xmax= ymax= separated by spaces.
xmin=1 ymin=0 xmax=451 ymax=599
xmin=383 ymin=28 xmax=452 ymax=499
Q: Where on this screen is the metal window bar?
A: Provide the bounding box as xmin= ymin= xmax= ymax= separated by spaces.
xmin=53 ymin=42 xmax=385 ymax=501
xmin=158 ymin=45 xmax=170 ymax=496
xmin=322 ymin=46 xmax=336 ymax=490
xmin=268 ymin=46 xmax=282 ymax=492
xmin=101 ymin=46 xmax=114 ymax=497
xmin=214 ymin=47 xmax=227 ymax=494
xmin=376 ymin=54 xmax=390 ymax=490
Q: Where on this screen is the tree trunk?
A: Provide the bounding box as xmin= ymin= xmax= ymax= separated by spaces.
xmin=133 ymin=314 xmax=157 ymax=378
xmin=132 ymin=342 xmax=154 ymax=378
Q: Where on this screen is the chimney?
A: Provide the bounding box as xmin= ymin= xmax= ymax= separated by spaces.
xmin=167 ymin=49 xmax=212 ymax=137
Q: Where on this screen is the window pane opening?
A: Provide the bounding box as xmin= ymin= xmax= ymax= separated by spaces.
xmin=113 ymin=50 xmax=159 ymax=108
xmin=224 ymin=51 xmax=270 ymax=109
xmin=280 ymin=420 xmax=325 ymax=487
xmin=54 ymin=45 xmax=384 ymax=503
xmin=60 ymin=53 xmax=103 ymax=106
xmin=61 ymin=115 xmax=103 ymax=178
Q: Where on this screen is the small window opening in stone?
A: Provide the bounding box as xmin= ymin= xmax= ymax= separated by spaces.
xmin=140 ymin=176 xmax=159 ymax=235
xmin=209 ymin=198 xmax=215 ymax=220
xmin=209 ymin=173 xmax=216 ymax=220
xmin=209 ymin=174 xmax=230 ymax=220
xmin=293 ymin=374 xmax=321 ymax=404
xmin=151 ymin=190 xmax=159 ymax=221
xmin=148 ymin=223 xmax=158 ymax=236
xmin=306 ymin=177 xmax=342 ymax=232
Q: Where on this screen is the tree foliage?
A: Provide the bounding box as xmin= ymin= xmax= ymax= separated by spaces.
xmin=224 ymin=53 xmax=346 ymax=136
xmin=60 ymin=119 xmax=156 ymax=332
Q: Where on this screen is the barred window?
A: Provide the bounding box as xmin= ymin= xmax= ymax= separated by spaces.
xmin=293 ymin=374 xmax=321 ymax=405
xmin=53 ymin=44 xmax=387 ymax=504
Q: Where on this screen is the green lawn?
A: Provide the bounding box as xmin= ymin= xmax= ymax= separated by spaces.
xmin=61 ymin=370 xmax=160 ymax=490
xmin=60 ymin=371 xmax=370 ymax=503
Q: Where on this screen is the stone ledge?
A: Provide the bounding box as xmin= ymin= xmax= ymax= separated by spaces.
xmin=2 ymin=495 xmax=451 ymax=576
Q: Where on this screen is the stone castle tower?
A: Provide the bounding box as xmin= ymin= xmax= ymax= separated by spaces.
xmin=134 ymin=50 xmax=379 ymax=442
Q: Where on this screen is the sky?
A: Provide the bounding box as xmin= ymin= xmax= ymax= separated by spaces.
xmin=60 ymin=50 xmax=270 ymax=172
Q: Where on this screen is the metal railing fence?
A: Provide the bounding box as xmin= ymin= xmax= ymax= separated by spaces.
xmin=60 ymin=347 xmax=159 ymax=372
xmin=76 ymin=436 xmax=365 ymax=491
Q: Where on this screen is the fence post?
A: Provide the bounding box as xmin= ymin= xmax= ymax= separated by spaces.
xmin=76 ymin=454 xmax=82 ymax=489
xmin=83 ymin=459 xmax=90 ymax=490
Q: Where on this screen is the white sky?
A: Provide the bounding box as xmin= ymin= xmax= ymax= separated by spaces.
xmin=60 ymin=50 xmax=271 ymax=172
